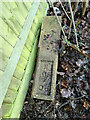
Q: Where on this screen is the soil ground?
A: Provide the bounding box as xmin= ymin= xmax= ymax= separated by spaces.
xmin=20 ymin=2 xmax=90 ymax=119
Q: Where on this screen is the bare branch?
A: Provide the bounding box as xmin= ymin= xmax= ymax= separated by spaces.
xmin=68 ymin=0 xmax=79 ymax=39
xmin=48 ymin=0 xmax=68 ymax=44
xmin=82 ymin=0 xmax=88 ymax=16
xmin=68 ymin=0 xmax=79 ymax=50
xmin=58 ymin=0 xmax=71 ymax=21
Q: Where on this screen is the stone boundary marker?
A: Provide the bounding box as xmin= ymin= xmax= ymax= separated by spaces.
xmin=31 ymin=16 xmax=61 ymax=101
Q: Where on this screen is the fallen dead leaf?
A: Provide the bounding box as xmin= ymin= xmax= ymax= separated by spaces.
xmin=61 ymin=80 xmax=68 ymax=88
xmin=83 ymin=101 xmax=89 ymax=110
xmin=57 ymin=71 xmax=65 ymax=75
xmin=60 ymin=88 xmax=73 ymax=98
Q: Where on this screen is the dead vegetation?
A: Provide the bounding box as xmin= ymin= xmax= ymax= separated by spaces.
xmin=20 ymin=1 xmax=90 ymax=119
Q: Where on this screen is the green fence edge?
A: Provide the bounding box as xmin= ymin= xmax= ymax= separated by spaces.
xmin=10 ymin=3 xmax=48 ymax=118
xmin=10 ymin=34 xmax=38 ymax=118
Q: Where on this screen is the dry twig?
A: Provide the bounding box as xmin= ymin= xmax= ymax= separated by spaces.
xmin=68 ymin=0 xmax=79 ymax=39
xmin=70 ymin=95 xmax=86 ymax=100
xmin=68 ymin=0 xmax=79 ymax=50
xmin=48 ymin=0 xmax=68 ymax=44
xmin=48 ymin=0 xmax=90 ymax=59
xmin=82 ymin=0 xmax=88 ymax=16
xmin=55 ymin=100 xmax=70 ymax=111
xmin=69 ymin=43 xmax=90 ymax=59
xmin=58 ymin=0 xmax=71 ymax=21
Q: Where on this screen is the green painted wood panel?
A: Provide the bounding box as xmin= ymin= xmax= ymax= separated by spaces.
xmin=17 ymin=56 xmax=27 ymax=70
xmin=15 ymin=2 xmax=28 ymax=18
xmin=23 ymin=2 xmax=32 ymax=11
xmin=0 ymin=18 xmax=18 ymax=47
xmin=0 ymin=70 xmax=3 ymax=78
xmin=0 ymin=1 xmax=40 ymax=108
xmin=5 ymin=2 xmax=27 ymax=21
xmin=13 ymin=66 xmax=25 ymax=80
xmin=4 ymin=2 xmax=25 ymax=26
xmin=34 ymin=15 xmax=40 ymax=27
xmin=9 ymin=77 xmax=21 ymax=92
xmin=25 ymin=30 xmax=35 ymax=51
xmin=1 ymin=103 xmax=13 ymax=118
xmin=0 ymin=36 xmax=13 ymax=58
xmin=0 ymin=2 xmax=29 ymax=36
xmin=10 ymin=33 xmax=39 ymax=118
xmin=1 ymin=2 xmax=22 ymax=30
xmin=9 ymin=2 xmax=48 ymax=117
xmin=0 ymin=1 xmax=48 ymax=118
xmin=5 ymin=2 xmax=17 ymax=9
xmin=2 ymin=18 xmax=19 ymax=36
xmin=9 ymin=16 xmax=21 ymax=33
xmin=0 ymin=53 xmax=8 ymax=71
xmin=21 ymin=46 xmax=30 ymax=60
xmin=0 ymin=3 xmax=12 ymax=19
xmin=3 ymin=89 xmax=17 ymax=104
xmin=31 ymin=22 xmax=38 ymax=36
